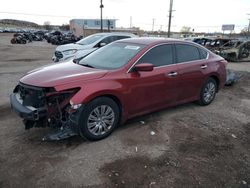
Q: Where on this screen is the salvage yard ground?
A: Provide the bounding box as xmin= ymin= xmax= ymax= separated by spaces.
xmin=0 ymin=33 xmax=250 ymax=188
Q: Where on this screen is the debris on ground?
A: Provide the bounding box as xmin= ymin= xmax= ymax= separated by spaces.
xmin=150 ymin=131 xmax=156 ymax=136
xmin=231 ymin=134 xmax=237 ymax=139
xmin=242 ymin=180 xmax=247 ymax=185
xmin=140 ymin=121 xmax=145 ymax=125
xmin=149 ymin=182 xmax=156 ymax=187
xmin=42 ymin=124 xmax=77 ymax=141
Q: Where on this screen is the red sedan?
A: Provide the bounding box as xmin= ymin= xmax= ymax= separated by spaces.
xmin=10 ymin=38 xmax=227 ymax=141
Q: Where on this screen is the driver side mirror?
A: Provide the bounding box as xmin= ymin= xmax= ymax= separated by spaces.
xmin=134 ymin=63 xmax=154 ymax=72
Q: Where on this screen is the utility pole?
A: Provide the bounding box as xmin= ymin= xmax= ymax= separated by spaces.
xmin=167 ymin=0 xmax=173 ymax=38
xmin=152 ymin=18 xmax=155 ymax=32
xmin=130 ymin=16 xmax=132 ymax=28
xmin=100 ymin=0 xmax=104 ymax=32
xmin=248 ymin=14 xmax=250 ymax=39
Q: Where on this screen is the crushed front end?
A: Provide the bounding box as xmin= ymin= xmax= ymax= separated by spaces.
xmin=10 ymin=82 xmax=82 ymax=141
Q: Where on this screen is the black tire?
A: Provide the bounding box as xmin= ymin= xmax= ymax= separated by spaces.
xmin=10 ymin=38 xmax=16 ymax=44
xmin=78 ymin=97 xmax=120 ymax=141
xmin=198 ymin=78 xmax=217 ymax=106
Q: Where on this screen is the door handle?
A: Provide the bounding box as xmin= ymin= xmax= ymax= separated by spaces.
xmin=201 ymin=65 xmax=207 ymax=69
xmin=168 ymin=72 xmax=178 ymax=77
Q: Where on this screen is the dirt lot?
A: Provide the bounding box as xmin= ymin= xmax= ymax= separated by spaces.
xmin=0 ymin=33 xmax=250 ymax=188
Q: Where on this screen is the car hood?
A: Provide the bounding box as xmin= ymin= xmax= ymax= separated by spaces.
xmin=20 ymin=61 xmax=108 ymax=87
xmin=74 ymin=48 xmax=98 ymax=59
xmin=56 ymin=43 xmax=93 ymax=51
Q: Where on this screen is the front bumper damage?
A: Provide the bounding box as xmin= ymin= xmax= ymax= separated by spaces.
xmin=10 ymin=83 xmax=82 ymax=141
xmin=42 ymin=106 xmax=84 ymax=141
xmin=10 ymin=93 xmax=47 ymax=121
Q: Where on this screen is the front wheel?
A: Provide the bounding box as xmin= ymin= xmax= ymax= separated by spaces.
xmin=198 ymin=78 xmax=217 ymax=106
xmin=78 ymin=97 xmax=120 ymax=141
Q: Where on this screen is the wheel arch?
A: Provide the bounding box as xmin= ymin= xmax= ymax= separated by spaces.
xmin=85 ymin=93 xmax=124 ymax=124
xmin=209 ymin=75 xmax=220 ymax=92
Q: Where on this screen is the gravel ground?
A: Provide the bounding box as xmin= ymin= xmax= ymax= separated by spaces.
xmin=0 ymin=33 xmax=250 ymax=188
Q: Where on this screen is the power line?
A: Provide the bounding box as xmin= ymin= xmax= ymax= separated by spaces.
xmin=0 ymin=11 xmax=78 ymax=18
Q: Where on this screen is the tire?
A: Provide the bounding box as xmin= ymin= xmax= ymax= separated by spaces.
xmin=198 ymin=78 xmax=217 ymax=106
xmin=10 ymin=38 xmax=16 ymax=44
xmin=240 ymin=48 xmax=249 ymax=59
xmin=78 ymin=97 xmax=120 ymax=141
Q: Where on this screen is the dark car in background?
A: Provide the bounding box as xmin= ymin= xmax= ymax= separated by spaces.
xmin=10 ymin=38 xmax=227 ymax=141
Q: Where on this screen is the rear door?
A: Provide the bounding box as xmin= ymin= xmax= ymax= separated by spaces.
xmin=126 ymin=44 xmax=179 ymax=116
xmin=175 ymin=43 xmax=209 ymax=102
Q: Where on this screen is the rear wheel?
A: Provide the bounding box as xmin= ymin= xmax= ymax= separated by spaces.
xmin=198 ymin=78 xmax=217 ymax=106
xmin=78 ymin=97 xmax=120 ymax=141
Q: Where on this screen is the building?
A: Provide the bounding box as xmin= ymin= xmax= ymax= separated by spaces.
xmin=70 ymin=19 xmax=116 ymax=36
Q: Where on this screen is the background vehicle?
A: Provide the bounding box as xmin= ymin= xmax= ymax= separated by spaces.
xmin=205 ymin=38 xmax=234 ymax=53
xmin=10 ymin=38 xmax=227 ymax=141
xmin=219 ymin=40 xmax=250 ymax=61
xmin=45 ymin=30 xmax=62 ymax=43
xmin=52 ymin=32 xmax=136 ymax=62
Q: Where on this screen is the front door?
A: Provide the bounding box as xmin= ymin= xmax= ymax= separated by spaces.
xmin=125 ymin=44 xmax=179 ymax=117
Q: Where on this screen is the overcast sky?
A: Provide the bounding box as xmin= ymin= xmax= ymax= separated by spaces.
xmin=0 ymin=0 xmax=250 ymax=33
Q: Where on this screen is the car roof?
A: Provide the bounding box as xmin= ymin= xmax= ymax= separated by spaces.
xmin=91 ymin=32 xmax=136 ymax=37
xmin=116 ymin=37 xmax=184 ymax=45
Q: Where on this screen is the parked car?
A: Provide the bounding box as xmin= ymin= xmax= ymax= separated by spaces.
xmin=218 ymin=40 xmax=250 ymax=61
xmin=45 ymin=30 xmax=62 ymax=43
xmin=10 ymin=38 xmax=227 ymax=141
xmin=50 ymin=32 xmax=79 ymax=45
xmin=192 ymin=37 xmax=213 ymax=46
xmin=52 ymin=32 xmax=136 ymax=62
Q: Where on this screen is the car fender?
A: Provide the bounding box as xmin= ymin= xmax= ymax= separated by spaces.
xmin=54 ymin=79 xmax=125 ymax=106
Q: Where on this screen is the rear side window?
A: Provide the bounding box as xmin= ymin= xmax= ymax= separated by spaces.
xmin=98 ymin=36 xmax=131 ymax=46
xmin=175 ymin=44 xmax=200 ymax=63
xmin=100 ymin=36 xmax=114 ymax=44
xmin=137 ymin=44 xmax=173 ymax=67
xmin=116 ymin=36 xmax=131 ymax=40
xmin=199 ymin=48 xmax=208 ymax=59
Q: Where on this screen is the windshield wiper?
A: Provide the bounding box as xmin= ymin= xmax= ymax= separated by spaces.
xmin=81 ymin=63 xmax=95 ymax=68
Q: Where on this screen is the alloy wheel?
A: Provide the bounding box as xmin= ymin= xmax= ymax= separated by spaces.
xmin=203 ymin=82 xmax=216 ymax=103
xmin=87 ymin=105 xmax=115 ymax=136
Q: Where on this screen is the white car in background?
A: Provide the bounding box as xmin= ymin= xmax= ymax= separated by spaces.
xmin=52 ymin=32 xmax=136 ymax=62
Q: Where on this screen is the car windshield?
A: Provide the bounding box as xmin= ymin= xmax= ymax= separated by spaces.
xmin=79 ymin=42 xmax=145 ymax=70
xmin=76 ymin=34 xmax=104 ymax=45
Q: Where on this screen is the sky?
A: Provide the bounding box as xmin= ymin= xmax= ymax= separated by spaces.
xmin=0 ymin=0 xmax=250 ymax=33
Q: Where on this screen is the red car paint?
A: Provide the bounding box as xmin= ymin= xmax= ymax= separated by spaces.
xmin=19 ymin=38 xmax=227 ymax=123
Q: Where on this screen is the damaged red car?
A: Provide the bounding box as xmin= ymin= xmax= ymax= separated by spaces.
xmin=10 ymin=38 xmax=227 ymax=141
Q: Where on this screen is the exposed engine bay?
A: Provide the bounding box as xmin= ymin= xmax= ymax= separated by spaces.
xmin=11 ymin=83 xmax=81 ymax=140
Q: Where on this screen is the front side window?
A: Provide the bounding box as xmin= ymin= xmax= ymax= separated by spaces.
xmin=175 ymin=44 xmax=200 ymax=63
xmin=137 ymin=44 xmax=173 ymax=67
xmin=79 ymin=42 xmax=145 ymax=70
